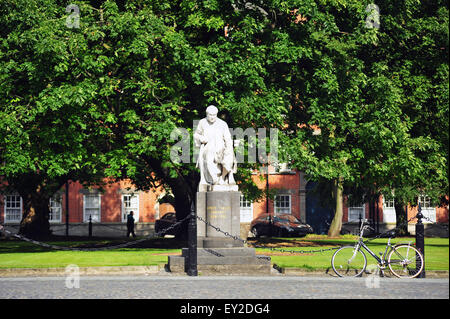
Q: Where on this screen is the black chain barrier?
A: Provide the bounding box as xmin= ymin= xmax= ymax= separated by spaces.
xmin=0 ymin=212 xmax=447 ymax=256
xmin=196 ymin=215 xmax=342 ymax=255
xmin=0 ymin=214 xmax=191 ymax=252
xmin=197 ymin=213 xmax=448 ymax=256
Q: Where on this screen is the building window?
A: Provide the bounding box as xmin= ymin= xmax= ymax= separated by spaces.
xmin=122 ymin=194 xmax=139 ymax=222
xmin=274 ymin=195 xmax=291 ymax=215
xmin=418 ymin=195 xmax=432 ymax=209
xmin=4 ymin=195 xmax=22 ymax=223
xmin=418 ymin=195 xmax=436 ymax=223
xmin=273 ymin=162 xmax=292 ymax=173
xmin=83 ymin=194 xmax=101 ymax=222
xmin=49 ymin=196 xmax=62 ymax=223
xmin=384 ymin=197 xmax=395 ymax=209
xmin=348 ymin=204 xmax=365 ymax=222
xmin=382 ymin=195 xmax=396 ymax=223
xmin=240 ymin=195 xmax=253 ymax=222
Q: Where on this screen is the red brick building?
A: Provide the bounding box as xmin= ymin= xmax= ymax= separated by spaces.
xmin=1 ymin=168 xmax=448 ymax=237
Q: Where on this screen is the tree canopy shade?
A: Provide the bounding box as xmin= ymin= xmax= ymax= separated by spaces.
xmin=0 ymin=0 xmax=448 ymax=238
xmin=278 ymin=0 xmax=449 ymax=234
xmin=0 ymin=0 xmax=129 ymax=237
xmin=0 ymin=0 xmax=284 ymax=237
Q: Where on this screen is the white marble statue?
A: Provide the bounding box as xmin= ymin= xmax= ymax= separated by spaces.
xmin=194 ymin=105 xmax=237 ymax=189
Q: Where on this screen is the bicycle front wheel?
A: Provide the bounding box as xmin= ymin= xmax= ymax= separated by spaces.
xmin=388 ymin=244 xmax=424 ymax=278
xmin=332 ymin=246 xmax=367 ymax=277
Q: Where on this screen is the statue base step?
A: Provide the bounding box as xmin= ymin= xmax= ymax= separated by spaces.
xmin=197 ymin=236 xmax=244 ymax=248
xmin=167 ymin=247 xmax=271 ymax=275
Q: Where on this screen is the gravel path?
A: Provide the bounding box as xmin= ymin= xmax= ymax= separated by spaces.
xmin=0 ymin=275 xmax=448 ymax=299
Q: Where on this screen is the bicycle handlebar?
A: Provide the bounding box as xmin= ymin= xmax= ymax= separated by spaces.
xmin=358 ymin=219 xmax=374 ymax=237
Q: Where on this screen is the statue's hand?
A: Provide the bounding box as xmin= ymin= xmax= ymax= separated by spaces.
xmin=201 ymin=136 xmax=208 ymax=144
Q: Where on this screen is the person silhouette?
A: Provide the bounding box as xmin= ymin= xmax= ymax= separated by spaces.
xmin=126 ymin=211 xmax=136 ymax=238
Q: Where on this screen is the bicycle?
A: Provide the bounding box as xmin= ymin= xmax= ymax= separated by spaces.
xmin=331 ymin=220 xmax=424 ymax=278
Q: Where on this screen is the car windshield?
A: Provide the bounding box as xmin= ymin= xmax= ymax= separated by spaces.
xmin=276 ymin=215 xmax=301 ymax=223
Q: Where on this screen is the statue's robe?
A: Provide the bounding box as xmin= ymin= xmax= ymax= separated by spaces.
xmin=194 ymin=118 xmax=236 ymax=185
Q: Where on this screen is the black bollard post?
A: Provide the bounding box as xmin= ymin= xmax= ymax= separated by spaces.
xmin=187 ymin=200 xmax=198 ymax=276
xmin=88 ymin=215 xmax=92 ymax=238
xmin=416 ymin=204 xmax=425 ymax=278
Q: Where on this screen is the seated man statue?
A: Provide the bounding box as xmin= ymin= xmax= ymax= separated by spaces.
xmin=194 ymin=105 xmax=237 ymax=189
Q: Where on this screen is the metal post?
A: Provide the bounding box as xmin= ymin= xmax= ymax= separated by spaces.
xmin=65 ymin=181 xmax=69 ymax=237
xmin=88 ymin=215 xmax=92 ymax=238
xmin=187 ymin=200 xmax=198 ymax=276
xmin=376 ymin=198 xmax=379 ymax=234
xmin=266 ymin=164 xmax=272 ymax=237
xmin=416 ymin=203 xmax=425 ymax=278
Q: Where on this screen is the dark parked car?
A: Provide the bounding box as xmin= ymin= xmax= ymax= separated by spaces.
xmin=155 ymin=212 xmax=181 ymax=236
xmin=250 ymin=214 xmax=313 ymax=238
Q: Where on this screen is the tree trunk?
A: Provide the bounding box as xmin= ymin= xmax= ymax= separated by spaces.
xmin=168 ymin=176 xmax=196 ymax=240
xmin=394 ymin=202 xmax=409 ymax=236
xmin=142 ymin=155 xmax=198 ymax=240
xmin=328 ymin=178 xmax=344 ymax=237
xmin=18 ymin=192 xmax=51 ymax=239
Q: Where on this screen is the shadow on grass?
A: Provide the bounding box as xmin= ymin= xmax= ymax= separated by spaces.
xmin=0 ymin=236 xmax=188 ymax=254
xmin=246 ymin=237 xmax=349 ymax=248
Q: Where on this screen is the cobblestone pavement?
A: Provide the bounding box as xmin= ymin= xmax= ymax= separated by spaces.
xmin=0 ymin=275 xmax=448 ymax=299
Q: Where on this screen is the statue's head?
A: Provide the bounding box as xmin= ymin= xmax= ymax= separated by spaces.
xmin=206 ymin=105 xmax=218 ymax=124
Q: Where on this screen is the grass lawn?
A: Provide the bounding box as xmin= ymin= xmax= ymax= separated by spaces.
xmin=0 ymin=238 xmax=182 ymax=269
xmin=260 ymin=236 xmax=449 ymax=271
xmin=0 ymin=236 xmax=448 ymax=271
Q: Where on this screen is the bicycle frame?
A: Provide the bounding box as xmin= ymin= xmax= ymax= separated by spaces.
xmin=354 ymin=222 xmax=414 ymax=267
xmin=354 ymin=238 xmax=394 ymax=266
xmin=333 ymin=220 xmax=423 ymax=278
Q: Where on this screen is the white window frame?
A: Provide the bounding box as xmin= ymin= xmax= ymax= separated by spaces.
xmin=274 ymin=194 xmax=291 ymax=215
xmin=273 ymin=162 xmax=292 ymax=174
xmin=83 ymin=194 xmax=101 ymax=222
xmin=239 ymin=195 xmax=253 ymax=222
xmin=418 ymin=195 xmax=436 ymax=223
xmin=49 ymin=195 xmax=62 ymax=223
xmin=348 ymin=204 xmax=365 ymax=222
xmin=382 ymin=195 xmax=396 ymax=223
xmin=3 ymin=195 xmax=22 ymax=223
xmin=122 ymin=194 xmax=139 ymax=222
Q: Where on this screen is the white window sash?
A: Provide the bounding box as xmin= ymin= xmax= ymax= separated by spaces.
xmin=4 ymin=195 xmax=22 ymax=223
xmin=274 ymin=195 xmax=291 ymax=215
xmin=239 ymin=195 xmax=253 ymax=222
xmin=49 ymin=196 xmax=62 ymax=223
xmin=382 ymin=195 xmax=396 ymax=223
xmin=348 ymin=205 xmax=365 ymax=222
xmin=122 ymin=194 xmax=139 ymax=222
xmin=418 ymin=195 xmax=436 ymax=223
xmin=83 ymin=194 xmax=101 ymax=222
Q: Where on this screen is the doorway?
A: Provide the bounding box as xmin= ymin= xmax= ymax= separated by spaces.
xmin=305 ymin=181 xmax=334 ymax=235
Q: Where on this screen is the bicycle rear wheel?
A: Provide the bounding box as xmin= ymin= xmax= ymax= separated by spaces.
xmin=388 ymin=244 xmax=424 ymax=278
xmin=332 ymin=246 xmax=367 ymax=277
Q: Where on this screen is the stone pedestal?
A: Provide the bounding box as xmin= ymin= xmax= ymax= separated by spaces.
xmin=196 ymin=190 xmax=243 ymax=248
xmin=167 ymin=188 xmax=272 ymax=274
xmin=168 ymin=247 xmax=271 ymax=275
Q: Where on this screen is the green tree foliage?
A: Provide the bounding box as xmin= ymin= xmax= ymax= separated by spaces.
xmin=0 ymin=0 xmax=119 ymax=237
xmin=0 ymin=0 xmax=447 ymax=238
xmin=278 ymin=0 xmax=448 ymax=234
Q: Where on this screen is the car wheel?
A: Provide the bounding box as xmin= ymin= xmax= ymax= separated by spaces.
xmin=251 ymin=227 xmax=260 ymax=238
